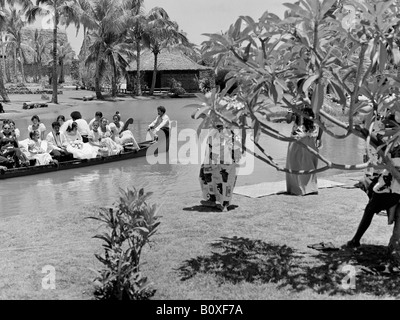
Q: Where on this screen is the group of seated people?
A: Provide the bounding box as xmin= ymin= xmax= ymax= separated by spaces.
xmin=0 ymin=110 xmax=140 ymax=169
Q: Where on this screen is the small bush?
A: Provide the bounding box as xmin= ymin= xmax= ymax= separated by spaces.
xmin=198 ymin=78 xmax=212 ymax=93
xmin=169 ymin=78 xmax=186 ymax=97
xmin=88 ymin=187 xmax=161 ymax=300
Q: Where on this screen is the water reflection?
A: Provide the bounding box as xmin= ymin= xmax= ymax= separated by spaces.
xmin=0 ymin=99 xmax=367 ymax=218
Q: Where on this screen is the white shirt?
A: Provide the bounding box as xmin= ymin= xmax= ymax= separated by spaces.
xmin=61 ymin=119 xmax=90 ymax=136
xmin=149 ymin=114 xmax=170 ymax=132
xmin=46 ymin=131 xmax=69 ymax=151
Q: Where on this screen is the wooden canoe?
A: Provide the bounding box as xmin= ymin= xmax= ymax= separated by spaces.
xmin=0 ymin=140 xmax=158 ymax=180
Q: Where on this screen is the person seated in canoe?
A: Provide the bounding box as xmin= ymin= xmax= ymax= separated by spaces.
xmin=88 ymin=120 xmax=122 ymax=156
xmin=10 ymin=120 xmax=21 ymax=139
xmin=1 ymin=119 xmax=21 ymax=139
xmin=65 ymin=121 xmax=98 ymax=160
xmin=109 ymin=113 xmax=140 ymax=150
xmin=28 ymin=115 xmax=46 ymax=140
xmin=88 ymin=111 xmax=103 ymax=131
xmin=0 ymin=122 xmax=30 ymax=167
xmin=98 ymin=117 xmax=111 ymax=136
xmin=46 ymin=121 xmax=74 ymax=162
xmin=147 ymin=105 xmax=170 ymax=142
xmin=57 ymin=115 xmax=66 ymax=128
xmin=27 ymin=130 xmax=55 ymax=166
xmin=61 ymin=111 xmax=91 ymax=143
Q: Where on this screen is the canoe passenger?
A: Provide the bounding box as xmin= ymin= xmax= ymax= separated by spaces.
xmin=148 ymin=106 xmax=170 ymax=142
xmin=27 ymin=130 xmax=54 ymax=165
xmin=0 ymin=122 xmax=30 ymax=167
xmin=28 ymin=115 xmax=46 ymax=140
xmin=88 ymin=111 xmax=103 ymax=131
xmin=65 ymin=121 xmax=97 ymax=159
xmin=46 ymin=121 xmax=74 ymax=162
xmin=109 ymin=113 xmax=140 ymax=150
xmin=61 ymin=111 xmax=90 ymax=143
xmin=88 ymin=120 xmax=122 ymax=156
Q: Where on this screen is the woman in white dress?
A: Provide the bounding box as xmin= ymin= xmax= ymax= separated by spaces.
xmin=28 ymin=115 xmax=46 ymax=140
xmin=109 ymin=113 xmax=139 ymax=149
xmin=88 ymin=120 xmax=122 ymax=156
xmin=65 ymin=122 xmax=98 ymax=159
xmin=27 ymin=130 xmax=54 ymax=165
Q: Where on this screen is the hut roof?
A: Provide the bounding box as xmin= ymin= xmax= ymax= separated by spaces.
xmin=126 ymin=49 xmax=212 ymax=72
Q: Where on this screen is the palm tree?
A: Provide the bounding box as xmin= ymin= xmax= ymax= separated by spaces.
xmin=122 ymin=0 xmax=145 ymax=96
xmin=0 ymin=3 xmax=9 ymax=101
xmin=145 ymin=7 xmax=189 ymax=95
xmin=5 ymin=7 xmax=31 ymax=83
xmin=79 ymin=0 xmax=127 ymax=99
xmin=30 ymin=29 xmax=48 ymax=82
xmin=0 ymin=31 xmax=8 ymax=82
xmin=25 ymin=0 xmax=81 ymax=103
xmin=0 ymin=0 xmax=32 ymax=101
xmin=57 ymin=42 xmax=74 ymax=83
xmin=103 ymin=39 xmax=134 ymax=97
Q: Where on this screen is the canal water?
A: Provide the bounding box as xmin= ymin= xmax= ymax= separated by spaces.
xmin=0 ymin=97 xmax=365 ymax=217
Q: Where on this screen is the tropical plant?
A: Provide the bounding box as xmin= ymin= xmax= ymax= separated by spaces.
xmin=57 ymin=42 xmax=74 ymax=83
xmin=144 ymin=7 xmax=189 ymax=95
xmin=30 ymin=28 xmax=49 ymax=82
xmin=78 ymin=0 xmax=131 ymax=98
xmin=122 ymin=0 xmax=145 ymax=96
xmin=25 ymin=0 xmax=81 ymax=103
xmin=169 ymin=77 xmax=185 ymax=97
xmin=190 ymin=0 xmax=400 ymax=257
xmin=88 ymin=187 xmax=160 ymax=300
xmin=0 ymin=0 xmax=11 ymax=101
xmin=198 ymin=77 xmax=213 ymax=93
xmin=5 ymin=7 xmax=32 ymax=83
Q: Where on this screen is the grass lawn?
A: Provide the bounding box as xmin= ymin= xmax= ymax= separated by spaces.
xmin=1 ymin=171 xmax=400 ymax=300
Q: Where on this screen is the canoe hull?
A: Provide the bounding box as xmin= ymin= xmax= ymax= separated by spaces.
xmin=0 ymin=141 xmax=154 ymax=180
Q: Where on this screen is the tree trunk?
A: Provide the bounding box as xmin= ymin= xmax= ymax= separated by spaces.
xmin=1 ymin=40 xmax=6 ymax=82
xmin=135 ymin=39 xmax=142 ymax=96
xmin=59 ymin=60 xmax=64 ymax=83
xmin=111 ymin=60 xmax=117 ymax=97
xmin=0 ymin=69 xmax=10 ymax=102
xmin=52 ymin=8 xmax=59 ymax=104
xmin=95 ymin=57 xmax=103 ymax=100
xmin=149 ymin=52 xmax=158 ymax=96
xmin=18 ymin=47 xmax=25 ymax=83
xmin=13 ymin=47 xmax=17 ymax=83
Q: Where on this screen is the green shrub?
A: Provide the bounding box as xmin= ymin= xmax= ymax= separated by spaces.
xmin=88 ymin=187 xmax=161 ymax=300
xmin=198 ymin=77 xmax=212 ymax=93
xmin=169 ymin=78 xmax=186 ymax=97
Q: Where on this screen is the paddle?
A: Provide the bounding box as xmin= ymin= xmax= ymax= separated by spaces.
xmin=120 ymin=118 xmax=133 ymax=133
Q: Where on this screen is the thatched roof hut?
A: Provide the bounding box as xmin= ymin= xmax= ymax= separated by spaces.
xmin=126 ymin=49 xmax=214 ymax=92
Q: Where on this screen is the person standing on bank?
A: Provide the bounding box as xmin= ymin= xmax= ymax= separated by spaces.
xmin=148 ymin=106 xmax=170 ymax=143
xmin=285 ymin=106 xmax=322 ymax=196
xmin=198 ymin=118 xmax=242 ymax=212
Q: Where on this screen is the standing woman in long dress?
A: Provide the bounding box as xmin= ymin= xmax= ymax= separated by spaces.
xmin=286 ymin=107 xmax=322 ymax=195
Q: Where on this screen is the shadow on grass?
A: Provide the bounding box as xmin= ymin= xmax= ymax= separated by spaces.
xmin=177 ymin=236 xmax=400 ymax=297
